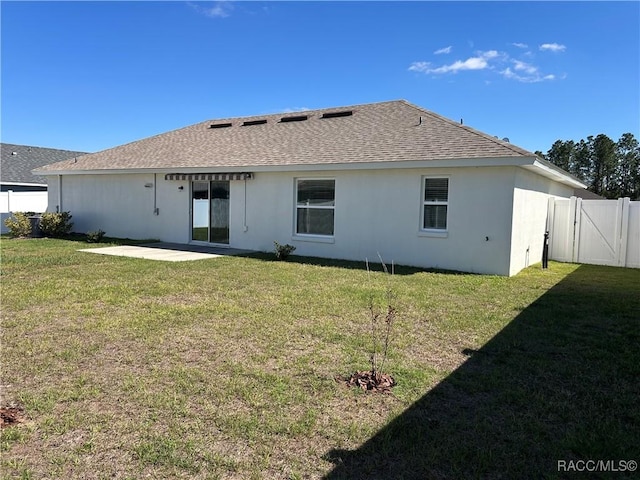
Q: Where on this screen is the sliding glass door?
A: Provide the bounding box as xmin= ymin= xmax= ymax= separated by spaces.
xmin=192 ymin=182 xmax=209 ymax=241
xmin=191 ymin=181 xmax=230 ymax=244
xmin=209 ymin=181 xmax=230 ymax=243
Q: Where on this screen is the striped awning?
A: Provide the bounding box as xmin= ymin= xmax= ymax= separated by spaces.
xmin=164 ymin=173 xmax=252 ymax=181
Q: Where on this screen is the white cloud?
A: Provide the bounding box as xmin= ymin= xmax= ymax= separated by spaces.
xmin=512 ymin=42 xmax=528 ymax=49
xmin=409 ymin=50 xmax=500 ymax=74
xmin=409 ymin=57 xmax=486 ymax=74
xmin=434 ymin=46 xmax=453 ymax=55
xmin=513 ymin=60 xmax=538 ymax=75
xmin=482 ymin=50 xmax=500 ymax=59
xmin=188 ymin=1 xmax=233 ymax=18
xmin=410 ymin=46 xmax=563 ymax=83
xmin=434 ymin=57 xmax=489 ymax=73
xmin=539 ymin=43 xmax=566 ymax=52
xmin=408 ymin=61 xmax=432 ymax=73
xmin=500 ymin=65 xmax=555 ymax=83
xmin=281 ymin=107 xmax=310 ymax=113
xmin=500 ymin=68 xmax=525 ymax=82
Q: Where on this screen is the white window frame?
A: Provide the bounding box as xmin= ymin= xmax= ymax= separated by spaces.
xmin=420 ymin=176 xmax=449 ymax=235
xmin=293 ymin=177 xmax=336 ymax=240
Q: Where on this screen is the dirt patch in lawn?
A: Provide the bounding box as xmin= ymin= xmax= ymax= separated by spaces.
xmin=338 ymin=370 xmax=397 ymax=393
xmin=1 ymin=405 xmax=26 ymax=428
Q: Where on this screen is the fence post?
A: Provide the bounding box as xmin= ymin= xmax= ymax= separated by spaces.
xmin=569 ymin=196 xmax=581 ymax=263
xmin=619 ymin=197 xmax=630 ymax=267
xmin=546 ymin=197 xmax=555 ymax=258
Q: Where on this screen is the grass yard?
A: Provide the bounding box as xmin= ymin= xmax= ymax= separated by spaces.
xmin=1 ymin=237 xmax=638 ymax=479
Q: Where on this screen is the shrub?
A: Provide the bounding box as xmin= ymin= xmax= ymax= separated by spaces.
xmin=86 ymin=229 xmax=106 ymax=243
xmin=4 ymin=212 xmax=32 ymax=238
xmin=39 ymin=212 xmax=73 ymax=238
xmin=344 ymin=255 xmax=398 ymax=393
xmin=366 ymin=256 xmax=397 ymax=383
xmin=273 ymin=241 xmax=296 ymax=260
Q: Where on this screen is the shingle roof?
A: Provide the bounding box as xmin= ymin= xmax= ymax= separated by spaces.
xmin=37 ymin=100 xmax=535 ymax=173
xmin=1 ymin=143 xmax=87 ymax=184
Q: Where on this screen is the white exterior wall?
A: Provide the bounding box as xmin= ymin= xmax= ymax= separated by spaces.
xmin=238 ymin=166 xmax=516 ymax=275
xmin=47 ymin=173 xmax=189 ymax=241
xmin=509 ymin=169 xmax=574 ymax=275
xmin=46 ymin=165 xmax=572 ymax=275
xmin=45 ymin=177 xmax=60 ymax=213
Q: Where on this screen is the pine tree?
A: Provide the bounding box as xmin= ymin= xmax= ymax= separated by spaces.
xmin=541 ymin=133 xmax=639 ymax=200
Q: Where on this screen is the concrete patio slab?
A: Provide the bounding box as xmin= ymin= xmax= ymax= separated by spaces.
xmin=78 ymin=243 xmax=254 ymax=262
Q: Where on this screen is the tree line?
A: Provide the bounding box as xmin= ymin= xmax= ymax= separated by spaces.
xmin=535 ymin=132 xmax=639 ymax=200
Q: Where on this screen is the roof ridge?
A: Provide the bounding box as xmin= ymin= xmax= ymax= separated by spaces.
xmin=1 ymin=142 xmax=87 ymax=154
xmin=207 ymin=99 xmax=406 ymax=123
xmin=399 ymin=101 xmax=534 ymax=157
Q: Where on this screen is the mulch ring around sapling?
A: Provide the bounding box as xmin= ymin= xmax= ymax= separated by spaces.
xmin=0 ymin=404 xmax=26 ymax=428
xmin=338 ymin=370 xmax=397 ymax=393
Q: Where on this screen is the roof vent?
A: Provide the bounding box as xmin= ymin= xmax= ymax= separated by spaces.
xmin=210 ymin=122 xmax=233 ymax=129
xmin=321 ymin=110 xmax=353 ymax=119
xmin=242 ymin=119 xmax=267 ymax=126
xmin=280 ymin=115 xmax=308 ymax=123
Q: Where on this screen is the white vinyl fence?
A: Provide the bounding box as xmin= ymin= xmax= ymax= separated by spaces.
xmin=0 ymin=190 xmax=48 ymax=234
xmin=547 ymin=196 xmax=639 ymax=268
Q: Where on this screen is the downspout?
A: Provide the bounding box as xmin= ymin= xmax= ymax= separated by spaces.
xmin=153 ymin=173 xmax=159 ymax=215
xmin=57 ymin=175 xmax=62 ymax=213
xmin=243 ymin=177 xmax=248 ymax=232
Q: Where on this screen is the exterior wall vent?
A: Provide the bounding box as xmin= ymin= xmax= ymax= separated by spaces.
xmin=280 ymin=115 xmax=308 ymax=123
xmin=210 ymin=123 xmax=233 ymax=129
xmin=321 ymin=110 xmax=353 ymax=119
xmin=242 ymin=119 xmax=268 ymax=126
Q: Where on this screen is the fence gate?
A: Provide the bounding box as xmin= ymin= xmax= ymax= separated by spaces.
xmin=547 ymin=196 xmax=639 ymax=268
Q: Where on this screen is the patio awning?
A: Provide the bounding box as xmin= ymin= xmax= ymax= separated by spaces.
xmin=164 ymin=173 xmax=253 ymax=181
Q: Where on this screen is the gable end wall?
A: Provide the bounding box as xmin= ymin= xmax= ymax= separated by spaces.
xmin=509 ymin=169 xmax=575 ymax=275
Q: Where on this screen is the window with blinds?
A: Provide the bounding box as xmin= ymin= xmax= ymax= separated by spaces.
xmin=422 ymin=177 xmax=449 ymax=230
xmin=295 ymin=179 xmax=335 ymax=236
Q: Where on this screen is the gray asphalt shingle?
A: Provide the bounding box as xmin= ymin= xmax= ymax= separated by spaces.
xmin=1 ymin=143 xmax=87 ymax=184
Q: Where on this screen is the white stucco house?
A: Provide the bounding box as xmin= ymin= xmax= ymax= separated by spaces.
xmin=35 ymin=100 xmax=587 ymax=275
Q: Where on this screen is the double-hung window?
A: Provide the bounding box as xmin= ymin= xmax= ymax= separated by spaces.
xmin=296 ymin=179 xmax=335 ymax=236
xmin=422 ymin=177 xmax=448 ymax=230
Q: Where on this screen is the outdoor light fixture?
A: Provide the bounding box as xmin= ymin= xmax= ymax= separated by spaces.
xmin=144 ymin=183 xmax=153 ymax=188
xmin=178 ymin=186 xmax=184 ymax=191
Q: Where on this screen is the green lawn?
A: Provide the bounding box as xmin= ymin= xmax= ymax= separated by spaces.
xmin=1 ymin=237 xmax=638 ymax=479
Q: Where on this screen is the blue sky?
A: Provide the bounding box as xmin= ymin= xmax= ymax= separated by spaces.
xmin=1 ymin=1 xmax=638 ymax=154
